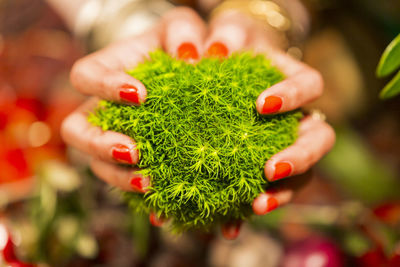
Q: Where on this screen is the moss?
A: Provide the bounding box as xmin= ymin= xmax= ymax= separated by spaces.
xmin=89 ymin=50 xmax=302 ymax=231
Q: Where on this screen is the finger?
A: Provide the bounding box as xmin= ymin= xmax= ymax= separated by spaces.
xmin=253 ymin=47 xmax=324 ymax=114
xmin=161 ymin=7 xmax=207 ymax=60
xmin=61 ymin=98 xmax=139 ymax=164
xmin=149 ymin=213 xmax=166 ymax=227
xmin=90 ymin=158 xmax=150 ymax=192
xmin=252 ymin=188 xmax=293 ymax=215
xmin=221 ymin=221 xmax=242 ymax=240
xmin=264 ymin=116 xmax=335 ymax=182
xmin=205 ymin=10 xmax=254 ymax=58
xmin=70 ymin=26 xmax=162 ymax=104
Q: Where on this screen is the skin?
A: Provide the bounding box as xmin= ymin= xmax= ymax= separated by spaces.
xmin=61 ymin=7 xmax=335 ymax=239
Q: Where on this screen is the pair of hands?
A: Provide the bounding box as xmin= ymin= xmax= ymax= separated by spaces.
xmin=61 ymin=7 xmax=335 ymax=239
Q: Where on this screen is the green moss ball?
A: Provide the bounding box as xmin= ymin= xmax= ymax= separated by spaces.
xmin=89 ymin=50 xmax=301 ymax=231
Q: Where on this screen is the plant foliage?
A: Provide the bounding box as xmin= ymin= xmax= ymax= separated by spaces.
xmin=89 ymin=50 xmax=301 ymax=231
xmin=377 ymin=34 xmax=400 ymax=99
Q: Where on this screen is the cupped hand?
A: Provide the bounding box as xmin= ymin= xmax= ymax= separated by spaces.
xmin=207 ymin=10 xmax=335 ymax=240
xmin=61 ymin=7 xmax=335 ymax=239
xmin=62 ymin=7 xmax=207 ymax=192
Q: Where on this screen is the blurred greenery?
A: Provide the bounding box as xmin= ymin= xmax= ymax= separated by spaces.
xmin=319 ymin=127 xmax=400 ymax=204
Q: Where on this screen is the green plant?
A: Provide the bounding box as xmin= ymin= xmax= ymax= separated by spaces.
xmin=89 ymin=50 xmax=301 ymax=231
xmin=376 ymin=33 xmax=400 ymax=99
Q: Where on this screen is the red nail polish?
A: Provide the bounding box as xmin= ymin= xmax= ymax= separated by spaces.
xmin=262 ymin=96 xmax=282 ymax=114
xmin=207 ymin=42 xmax=228 ymax=58
xmin=112 ymin=144 xmax=133 ymax=164
xmin=177 ymin=42 xmax=199 ymax=60
xmin=119 ymin=84 xmax=139 ymax=104
xmin=271 ymin=162 xmax=292 ymax=181
xmin=149 ymin=213 xmax=164 ymax=227
xmin=130 ymin=177 xmax=144 ymax=192
xmin=266 ymin=197 xmax=279 ymax=212
xmin=3 ymin=236 xmax=17 ymax=263
xmin=221 ymin=221 xmax=241 ymax=240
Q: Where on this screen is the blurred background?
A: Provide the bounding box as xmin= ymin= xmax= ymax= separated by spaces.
xmin=0 ymin=0 xmax=399 ymax=266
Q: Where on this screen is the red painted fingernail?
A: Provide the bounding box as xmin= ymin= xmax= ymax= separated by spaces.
xmin=271 ymin=161 xmax=292 ymax=181
xmin=149 ymin=213 xmax=164 ymax=227
xmin=119 ymin=84 xmax=139 ymax=104
xmin=266 ymin=197 xmax=279 ymax=212
xmin=253 ymin=194 xmax=279 ymax=215
xmin=177 ymin=42 xmax=199 ymax=60
xmin=207 ymin=42 xmax=228 ymax=58
xmin=221 ymin=221 xmax=242 ymax=240
xmin=112 ymin=144 xmax=133 ymax=164
xmin=262 ymin=95 xmax=282 ymax=114
xmin=130 ymin=177 xmax=144 ymax=192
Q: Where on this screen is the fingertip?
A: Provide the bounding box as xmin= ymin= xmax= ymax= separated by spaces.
xmin=177 ymin=42 xmax=200 ymax=60
xmin=162 ymin=7 xmax=206 ymax=61
xmin=207 ymin=11 xmax=251 ymax=53
xmin=253 ymin=193 xmax=268 ymax=215
xmin=261 ymin=95 xmax=283 ymax=115
xmin=205 ymin=41 xmax=229 ymax=58
xmin=265 ymin=159 xmax=294 ymax=182
xmin=130 ymin=175 xmax=150 ymax=193
xmin=221 ymin=221 xmax=242 ymax=240
xmin=252 ymin=193 xmax=279 ymax=215
xmin=110 ymin=141 xmax=139 ymax=165
xmin=256 ymin=88 xmax=283 ymax=115
xmin=118 ymin=80 xmax=147 ymax=105
xmin=149 ymin=213 xmax=165 ymax=227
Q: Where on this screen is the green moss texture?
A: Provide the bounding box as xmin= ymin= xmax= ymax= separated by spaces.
xmin=89 ymin=50 xmax=301 ymax=231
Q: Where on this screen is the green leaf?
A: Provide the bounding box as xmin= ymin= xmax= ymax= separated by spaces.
xmin=380 ymin=70 xmax=400 ymax=99
xmin=377 ymin=34 xmax=400 ymax=77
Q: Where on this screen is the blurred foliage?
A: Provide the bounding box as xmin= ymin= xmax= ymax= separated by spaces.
xmin=28 ymin=162 xmax=96 ymax=263
xmin=319 ymin=127 xmax=400 ymax=204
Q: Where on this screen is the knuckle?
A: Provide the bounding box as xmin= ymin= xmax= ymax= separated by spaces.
xmin=60 ymin=115 xmax=73 ymax=143
xmin=70 ymin=58 xmax=87 ymax=89
xmin=322 ymin=123 xmax=336 ymax=150
xmin=309 ymin=69 xmax=324 ymax=96
xmin=299 ymin=148 xmax=314 ymax=167
xmin=87 ymin=127 xmax=103 ymax=153
xmin=286 ymin=79 xmax=300 ymax=100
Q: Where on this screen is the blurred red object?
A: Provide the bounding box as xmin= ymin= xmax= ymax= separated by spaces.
xmin=1 ymin=148 xmax=30 ymax=182
xmin=358 ymin=247 xmax=386 ymax=267
xmin=389 ymin=253 xmax=400 ymax=267
xmin=0 ymin=223 xmax=35 ymax=267
xmin=373 ymin=202 xmax=400 ymax=225
xmin=281 ymin=236 xmax=344 ymax=267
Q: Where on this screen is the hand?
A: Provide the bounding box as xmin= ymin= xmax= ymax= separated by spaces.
xmin=62 ymin=7 xmax=207 ymax=193
xmin=61 ymin=7 xmax=335 ymax=239
xmin=206 ymin=11 xmax=335 ymax=239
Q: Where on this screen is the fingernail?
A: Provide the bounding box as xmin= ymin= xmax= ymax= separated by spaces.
xmin=253 ymin=194 xmax=279 ymax=215
xmin=221 ymin=221 xmax=241 ymax=240
xmin=112 ymin=144 xmax=133 ymax=164
xmin=177 ymin=42 xmax=199 ymax=60
xmin=262 ymin=95 xmax=282 ymax=114
xmin=207 ymin=42 xmax=228 ymax=58
xmin=266 ymin=196 xmax=279 ymax=212
xmin=119 ymin=84 xmax=139 ymax=104
xmin=130 ymin=177 xmax=145 ymax=192
xmin=149 ymin=213 xmax=164 ymax=227
xmin=271 ymin=161 xmax=292 ymax=181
